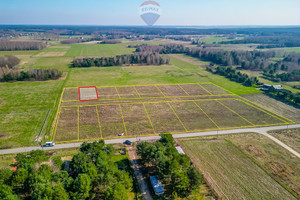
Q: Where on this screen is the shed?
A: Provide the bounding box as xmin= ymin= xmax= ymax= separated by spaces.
xmin=150 ymin=176 xmax=165 ymax=196
xmin=272 ymin=85 xmax=282 ymax=90
xmin=175 ymin=146 xmax=185 ymax=155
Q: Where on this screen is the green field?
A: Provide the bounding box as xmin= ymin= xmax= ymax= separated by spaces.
xmin=179 ymin=135 xmax=298 ymax=200
xmin=64 ymin=44 xmax=135 ymax=57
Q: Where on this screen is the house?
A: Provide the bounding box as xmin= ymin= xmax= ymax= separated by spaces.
xmin=150 ymin=176 xmax=165 ymax=196
xmin=272 ymin=85 xmax=283 ymax=90
xmin=262 ymin=84 xmax=282 ymax=91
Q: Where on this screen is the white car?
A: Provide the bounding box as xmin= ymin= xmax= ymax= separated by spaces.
xmin=44 ymin=141 xmax=55 ymax=147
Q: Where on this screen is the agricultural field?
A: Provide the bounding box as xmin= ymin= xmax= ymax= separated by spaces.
xmin=268 ymin=128 xmax=300 ymax=153
xmin=51 ymin=83 xmax=293 ymax=143
xmin=179 ymin=133 xmax=299 ymax=200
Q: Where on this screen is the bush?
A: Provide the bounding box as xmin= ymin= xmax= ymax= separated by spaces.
xmin=52 ymin=156 xmax=63 ymax=169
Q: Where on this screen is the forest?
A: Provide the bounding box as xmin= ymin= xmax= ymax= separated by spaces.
xmin=219 ymin=36 xmax=300 ymax=48
xmin=137 ymin=134 xmax=203 ymax=198
xmin=0 ymin=41 xmax=47 ymax=51
xmin=0 ymin=141 xmax=134 ymax=200
xmin=0 ymin=68 xmax=62 ymax=82
xmin=209 ymin=66 xmax=258 ymax=86
xmin=71 ymin=53 xmax=170 ymax=68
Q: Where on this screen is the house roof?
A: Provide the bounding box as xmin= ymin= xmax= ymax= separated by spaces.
xmin=175 ymin=146 xmax=185 ymax=155
xmin=150 ymin=176 xmax=165 ymax=193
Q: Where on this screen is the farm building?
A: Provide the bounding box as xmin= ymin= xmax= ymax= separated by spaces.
xmin=262 ymin=84 xmax=282 ymax=91
xmin=150 ymin=176 xmax=165 ymax=196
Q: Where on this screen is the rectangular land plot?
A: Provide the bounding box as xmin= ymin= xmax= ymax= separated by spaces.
xmin=121 ymin=104 xmax=154 ymax=136
xmin=55 ymin=107 xmax=78 ymax=141
xmin=97 ymin=87 xmax=120 ymax=99
xmin=201 ymin=84 xmax=231 ymax=95
xmin=116 ymin=86 xmax=140 ymax=99
xmin=169 ymin=101 xmax=218 ymax=131
xmin=79 ymin=106 xmax=101 ymax=139
xmin=195 ymin=100 xmax=252 ymax=128
xmin=62 ymin=88 xmax=79 ymax=101
xmin=219 ymin=99 xmax=285 ymax=125
xmin=79 ymin=87 xmax=98 ymax=101
xmin=179 ymin=84 xmax=211 ymax=96
xmin=135 ymin=85 xmax=164 ymax=98
xmin=97 ymin=105 xmax=125 ymax=138
xmin=157 ymin=85 xmax=188 ymax=96
xmin=144 ymin=102 xmax=186 ymax=133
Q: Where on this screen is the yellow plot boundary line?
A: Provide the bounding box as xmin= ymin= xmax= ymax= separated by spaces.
xmin=54 ymin=122 xmax=291 ymax=144
xmin=133 ymin=86 xmax=142 ymax=98
xmin=209 ymin=82 xmax=295 ymax=124
xmin=235 ymin=99 xmax=289 ymax=124
xmin=52 ymin=107 xmax=62 ymax=141
xmin=61 ymin=93 xmax=234 ymax=102
xmin=155 ymin=85 xmax=166 ymax=97
xmin=95 ymin=106 xmax=103 ymax=138
xmin=142 ymin=103 xmax=156 ymax=134
xmin=51 ymin=88 xmax=65 ymax=141
xmin=63 ymin=82 xmax=214 ymax=89
xmin=119 ymin=104 xmax=128 ymax=136
xmin=178 ymin=84 xmax=190 ymax=96
xmin=193 ymin=101 xmax=220 ymax=129
xmin=60 ymin=98 xmax=237 ymax=108
xmin=115 ymin=87 xmax=121 ymax=99
xmin=216 ymin=100 xmax=255 ymax=126
xmin=167 ymin=102 xmax=188 ymax=132
xmin=197 ymin=83 xmax=212 ymax=95
xmin=77 ymin=106 xmax=80 ymax=141
xmin=53 ymin=82 xmax=296 ymax=142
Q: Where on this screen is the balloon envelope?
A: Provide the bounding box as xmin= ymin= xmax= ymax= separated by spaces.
xmin=139 ymin=1 xmax=161 ymax=26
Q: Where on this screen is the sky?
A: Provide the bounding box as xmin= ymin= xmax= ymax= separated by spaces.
xmin=0 ymin=0 xmax=299 ymax=26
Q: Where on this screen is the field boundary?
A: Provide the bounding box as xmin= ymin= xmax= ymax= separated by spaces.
xmin=51 ymin=83 xmax=296 ymax=143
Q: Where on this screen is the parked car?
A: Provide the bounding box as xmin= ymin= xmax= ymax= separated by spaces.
xmin=118 ymin=133 xmax=125 ymax=136
xmin=124 ymin=140 xmax=132 ymax=145
xmin=43 ymin=141 xmax=55 ymax=147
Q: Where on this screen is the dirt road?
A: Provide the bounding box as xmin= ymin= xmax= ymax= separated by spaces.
xmin=127 ymin=146 xmax=153 ymax=200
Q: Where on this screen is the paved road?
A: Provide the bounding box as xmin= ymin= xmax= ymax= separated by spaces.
xmin=1 ymin=124 xmax=300 ymax=156
xmin=127 ymin=146 xmax=153 ymax=200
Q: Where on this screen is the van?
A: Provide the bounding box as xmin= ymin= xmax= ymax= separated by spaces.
xmin=44 ymin=141 xmax=55 ymax=147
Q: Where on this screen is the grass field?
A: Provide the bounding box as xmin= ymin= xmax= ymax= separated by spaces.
xmin=64 ymin=44 xmax=135 ymax=57
xmin=0 ymin=80 xmax=64 ymax=148
xmin=268 ymin=128 xmax=300 ymax=153
xmin=51 ymin=83 xmax=292 ymax=143
xmin=179 ymin=135 xmax=298 ymax=200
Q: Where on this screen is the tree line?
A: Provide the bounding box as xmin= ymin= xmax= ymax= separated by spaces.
xmin=263 ymin=70 xmax=300 ymax=82
xmin=0 ymin=141 xmax=133 ymax=200
xmin=0 ymin=40 xmax=47 ymax=51
xmin=135 ymin=44 xmax=277 ymax=70
xmin=208 ymin=66 xmax=258 ymax=86
xmin=0 ymin=68 xmax=62 ymax=82
xmin=0 ymin=55 xmax=20 ymax=69
xmin=265 ymin=87 xmax=300 ymax=105
xmin=137 ymin=134 xmax=204 ymax=198
xmin=99 ymin=40 xmax=122 ymax=44
xmin=135 ymin=44 xmax=300 ymax=73
xmin=219 ymin=36 xmax=300 ymax=48
xmin=71 ymin=53 xmax=170 ymax=68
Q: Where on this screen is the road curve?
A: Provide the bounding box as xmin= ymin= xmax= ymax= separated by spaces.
xmin=0 ymin=124 xmax=299 ymax=156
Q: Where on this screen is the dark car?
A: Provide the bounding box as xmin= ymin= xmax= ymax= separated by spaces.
xmin=124 ymin=140 xmax=132 ymax=145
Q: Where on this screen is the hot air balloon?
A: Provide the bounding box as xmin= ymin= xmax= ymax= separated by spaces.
xmin=139 ymin=1 xmax=161 ymax=26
